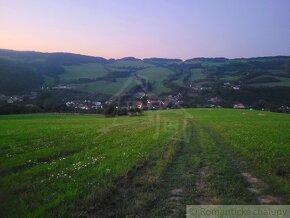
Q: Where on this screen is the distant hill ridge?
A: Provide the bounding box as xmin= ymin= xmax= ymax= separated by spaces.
xmin=1 ymin=48 xmax=289 ymax=63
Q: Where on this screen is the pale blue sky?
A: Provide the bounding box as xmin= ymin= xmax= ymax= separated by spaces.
xmin=0 ymin=0 xmax=289 ymax=59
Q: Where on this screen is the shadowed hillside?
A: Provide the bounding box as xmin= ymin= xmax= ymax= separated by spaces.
xmin=1 ymin=49 xmax=290 ymax=112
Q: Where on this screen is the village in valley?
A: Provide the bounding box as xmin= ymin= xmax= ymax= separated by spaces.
xmin=1 ymin=81 xmax=289 ymax=114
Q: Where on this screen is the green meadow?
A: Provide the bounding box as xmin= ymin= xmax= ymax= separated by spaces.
xmin=0 ymin=109 xmax=289 ymax=217
xmin=61 ymin=63 xmax=108 ymax=82
xmin=73 ymin=78 xmax=137 ymax=95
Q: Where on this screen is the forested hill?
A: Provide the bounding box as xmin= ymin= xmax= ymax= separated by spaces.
xmin=0 ymin=49 xmax=290 ymax=109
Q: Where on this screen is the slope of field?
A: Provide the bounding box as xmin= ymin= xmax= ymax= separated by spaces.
xmin=60 ymin=63 xmax=108 ymax=82
xmin=189 ymin=68 xmax=206 ymax=81
xmin=249 ymin=76 xmax=290 ymax=87
xmin=73 ymin=77 xmax=137 ymax=95
xmin=136 ymin=66 xmax=174 ymax=94
xmin=0 ymin=109 xmax=289 ymax=217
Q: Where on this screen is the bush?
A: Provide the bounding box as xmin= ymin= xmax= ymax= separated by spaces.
xmin=103 ymin=105 xmax=116 ymax=117
xmin=0 ymin=104 xmax=41 ymax=115
xmin=128 ymin=108 xmax=143 ymax=116
xmin=103 ymin=105 xmax=128 ymax=117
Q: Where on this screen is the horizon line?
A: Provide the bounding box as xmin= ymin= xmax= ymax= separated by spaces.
xmin=1 ymin=48 xmax=290 ymax=62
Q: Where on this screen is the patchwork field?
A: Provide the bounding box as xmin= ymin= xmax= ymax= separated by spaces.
xmin=73 ymin=77 xmax=137 ymax=96
xmin=190 ymin=68 xmax=206 ymax=81
xmin=136 ymin=66 xmax=174 ymax=94
xmin=0 ymin=109 xmax=289 ymax=217
xmin=61 ymin=63 xmax=108 ymax=82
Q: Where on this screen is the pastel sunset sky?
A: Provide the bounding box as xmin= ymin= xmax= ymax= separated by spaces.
xmin=1 ymin=0 xmax=290 ymax=59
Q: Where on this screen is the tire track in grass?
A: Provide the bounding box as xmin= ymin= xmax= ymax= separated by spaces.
xmin=195 ymin=122 xmax=258 ymax=204
xmin=147 ymin=120 xmax=208 ymax=217
xmin=240 ymin=171 xmax=282 ymax=204
xmin=200 ymin=123 xmax=282 ymax=204
xmin=85 ymin=136 xmax=181 ymax=218
xmin=148 ymin=135 xmax=198 ymax=217
xmin=192 ymin=122 xmax=219 ymax=205
xmin=195 ymin=163 xmax=218 ymax=205
xmin=86 ymin=159 xmax=151 ymax=217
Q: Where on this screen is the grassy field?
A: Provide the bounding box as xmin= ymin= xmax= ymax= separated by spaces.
xmin=0 ymin=109 xmax=289 ymax=217
xmin=190 ymin=68 xmax=206 ymax=81
xmin=60 ymin=63 xmax=174 ymax=95
xmin=249 ymin=76 xmax=290 ymax=87
xmin=36 ymin=57 xmax=290 ymax=98
xmin=172 ymin=75 xmax=186 ymax=86
xmin=73 ymin=77 xmax=137 ymax=95
xmin=61 ymin=63 xmax=108 ymax=82
xmin=137 ymin=66 xmax=174 ymax=94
